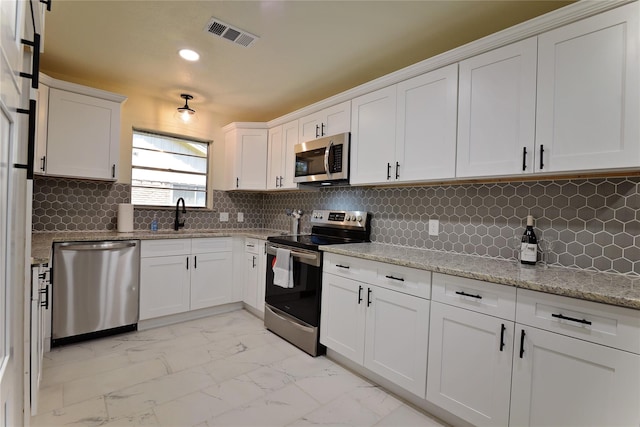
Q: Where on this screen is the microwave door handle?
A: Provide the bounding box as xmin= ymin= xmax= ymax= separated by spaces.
xmin=324 ymin=141 xmax=333 ymax=176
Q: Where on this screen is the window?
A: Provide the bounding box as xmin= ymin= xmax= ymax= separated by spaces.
xmin=131 ymin=129 xmax=209 ymax=207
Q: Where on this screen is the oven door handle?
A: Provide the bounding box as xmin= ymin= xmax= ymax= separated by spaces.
xmin=324 ymin=140 xmax=333 ymax=176
xmin=267 ymin=245 xmax=319 ymax=262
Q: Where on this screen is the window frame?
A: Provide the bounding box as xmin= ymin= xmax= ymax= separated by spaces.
xmin=131 ymin=128 xmax=212 ymax=209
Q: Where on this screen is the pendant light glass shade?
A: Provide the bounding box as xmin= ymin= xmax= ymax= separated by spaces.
xmin=175 ymin=94 xmax=198 ymax=123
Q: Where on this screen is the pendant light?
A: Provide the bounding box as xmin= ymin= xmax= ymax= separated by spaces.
xmin=175 ymin=94 xmax=198 ymax=123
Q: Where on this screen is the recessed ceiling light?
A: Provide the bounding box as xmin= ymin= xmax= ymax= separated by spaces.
xmin=179 ymin=49 xmax=200 ymax=61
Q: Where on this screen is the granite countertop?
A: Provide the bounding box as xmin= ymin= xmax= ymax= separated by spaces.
xmin=31 ymin=229 xmax=286 ymax=264
xmin=320 ymin=242 xmax=640 ymax=311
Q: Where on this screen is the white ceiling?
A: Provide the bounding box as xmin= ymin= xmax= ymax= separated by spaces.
xmin=40 ymin=0 xmax=571 ymax=122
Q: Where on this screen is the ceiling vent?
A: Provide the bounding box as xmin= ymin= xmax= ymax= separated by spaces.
xmin=204 ymin=17 xmax=259 ymax=48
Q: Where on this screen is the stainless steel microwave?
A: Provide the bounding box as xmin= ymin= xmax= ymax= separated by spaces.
xmin=294 ymin=132 xmax=349 ymax=185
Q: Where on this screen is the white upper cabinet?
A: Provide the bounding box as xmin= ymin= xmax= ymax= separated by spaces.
xmin=395 ymin=64 xmax=458 ymax=182
xmin=535 ymin=2 xmax=639 ymax=173
xmin=298 ymin=100 xmax=351 ymax=143
xmin=266 ymin=125 xmax=283 ymax=190
xmin=224 ymin=124 xmax=267 ymax=190
xmin=45 ymin=88 xmax=122 ymax=180
xmin=456 ymin=38 xmax=537 ymax=178
xmin=350 ymin=85 xmax=397 ymax=185
xmin=351 ymin=64 xmax=458 ymax=185
xmin=267 ymin=120 xmax=298 ymax=190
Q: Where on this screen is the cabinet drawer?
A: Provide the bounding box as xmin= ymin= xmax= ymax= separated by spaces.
xmin=432 ymin=273 xmax=516 ymax=320
xmin=244 ymin=238 xmax=262 ymax=255
xmin=141 ymin=239 xmax=191 ymax=258
xmin=516 ymin=289 xmax=640 ymax=354
xmin=373 ymin=263 xmax=431 ymax=299
xmin=323 ymin=253 xmax=376 ymax=283
xmin=192 ymin=237 xmax=232 ymax=254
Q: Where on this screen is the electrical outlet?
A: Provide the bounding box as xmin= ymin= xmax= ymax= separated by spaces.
xmin=428 ymin=219 xmax=439 ymax=236
xmin=220 ymin=212 xmax=229 ymax=222
xmin=237 ymin=212 xmax=244 ymax=222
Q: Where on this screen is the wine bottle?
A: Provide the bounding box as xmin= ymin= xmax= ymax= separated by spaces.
xmin=520 ymin=215 xmax=537 ymax=265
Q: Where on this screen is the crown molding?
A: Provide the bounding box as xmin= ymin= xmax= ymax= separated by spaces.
xmin=39 ymin=73 xmax=127 ymax=104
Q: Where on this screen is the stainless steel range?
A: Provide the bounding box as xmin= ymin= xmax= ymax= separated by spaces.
xmin=265 ymin=210 xmax=371 ymax=356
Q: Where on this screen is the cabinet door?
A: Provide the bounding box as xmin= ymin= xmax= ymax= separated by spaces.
xmin=238 ymin=129 xmax=267 ymax=190
xmin=266 ymin=125 xmax=283 ymax=190
xmin=280 ymin=120 xmax=299 ymax=190
xmin=320 ymin=273 xmax=366 ymax=364
xmin=34 ymin=83 xmax=49 ymax=175
xmin=242 ymin=251 xmax=259 ymax=309
xmin=190 ymin=252 xmax=233 ymax=310
xmin=323 ymin=100 xmax=351 ymax=137
xmin=457 ymin=38 xmax=537 ymax=178
xmin=46 ymin=88 xmax=120 ymax=180
xmin=510 ymin=325 xmax=640 ymax=427
xmin=256 ymin=241 xmax=267 ymax=313
xmin=364 ymin=285 xmax=430 ymax=398
xmin=225 ymin=128 xmax=267 ymax=190
xmin=396 ymin=64 xmax=458 ymax=182
xmin=298 ymin=111 xmax=323 ymax=143
xmin=536 ymin=2 xmax=639 ymax=173
xmin=427 ymin=302 xmax=513 ymax=426
xmin=350 ymin=86 xmax=397 ymax=185
xmin=140 ymin=255 xmax=190 ymax=320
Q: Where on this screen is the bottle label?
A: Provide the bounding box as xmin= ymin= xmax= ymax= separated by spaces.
xmin=521 ymin=242 xmax=537 ymax=263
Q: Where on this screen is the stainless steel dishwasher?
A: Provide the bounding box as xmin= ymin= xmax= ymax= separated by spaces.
xmin=52 ymin=240 xmax=140 ymax=346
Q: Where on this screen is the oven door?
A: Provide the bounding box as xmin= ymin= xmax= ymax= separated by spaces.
xmin=265 ymin=244 xmax=322 ymax=327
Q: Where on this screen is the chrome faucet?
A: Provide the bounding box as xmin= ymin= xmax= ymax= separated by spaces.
xmin=174 ymin=197 xmax=186 ymax=231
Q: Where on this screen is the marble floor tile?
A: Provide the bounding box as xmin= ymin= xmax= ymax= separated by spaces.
xmin=206 ymin=383 xmax=319 ymax=426
xmin=33 ymin=309 xmax=447 ymax=427
xmin=375 ymin=404 xmax=449 ymax=426
xmin=287 ymin=393 xmax=382 ymax=426
xmin=32 ymin=396 xmax=108 ymax=426
xmin=63 ymin=358 xmax=169 ymax=406
xmin=105 ymin=366 xmax=216 ymax=418
xmin=42 ymin=352 xmax=132 ymax=388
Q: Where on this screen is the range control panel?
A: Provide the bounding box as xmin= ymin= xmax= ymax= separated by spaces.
xmin=310 ymin=210 xmax=368 ymax=229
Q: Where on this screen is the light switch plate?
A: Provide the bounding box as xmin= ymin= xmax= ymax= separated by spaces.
xmin=220 ymin=212 xmax=229 ymax=222
xmin=428 ymin=219 xmax=439 ymax=236
xmin=237 ymin=212 xmax=244 ymax=222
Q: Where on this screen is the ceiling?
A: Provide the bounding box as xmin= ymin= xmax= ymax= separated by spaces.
xmin=40 ymin=0 xmax=572 ymax=123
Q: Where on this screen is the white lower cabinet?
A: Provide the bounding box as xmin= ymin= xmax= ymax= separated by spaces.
xmin=510 ymin=289 xmax=640 ymax=426
xmin=140 ymin=238 xmax=233 ymax=320
xmin=321 ymin=256 xmax=640 ymax=427
xmin=427 ymin=273 xmax=516 ymax=426
xmin=427 ymin=302 xmax=514 ymax=426
xmin=190 ymin=252 xmax=233 ymax=310
xmin=140 ymin=254 xmax=191 ymax=319
xmin=321 ymin=254 xmax=431 ymax=397
xmin=510 ymin=325 xmax=640 ymax=427
xmin=242 ymin=238 xmax=266 ymax=313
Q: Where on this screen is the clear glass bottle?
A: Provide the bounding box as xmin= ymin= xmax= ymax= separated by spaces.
xmin=150 ymin=214 xmax=158 ymax=232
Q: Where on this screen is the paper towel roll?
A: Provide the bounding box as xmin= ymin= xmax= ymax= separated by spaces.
xmin=118 ymin=203 xmax=134 ymax=232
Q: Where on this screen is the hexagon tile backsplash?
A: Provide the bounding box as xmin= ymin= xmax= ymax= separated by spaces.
xmin=33 ymin=175 xmax=640 ymax=275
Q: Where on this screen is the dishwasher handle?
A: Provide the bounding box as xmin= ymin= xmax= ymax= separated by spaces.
xmin=57 ymin=241 xmax=137 ymax=251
